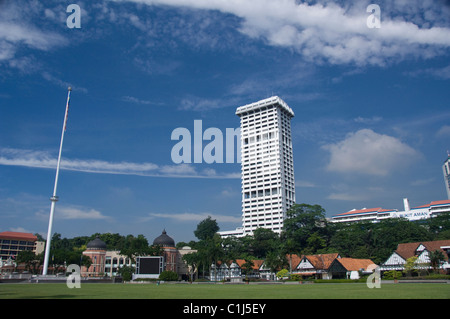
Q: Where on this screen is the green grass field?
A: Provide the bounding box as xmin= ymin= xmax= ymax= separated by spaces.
xmin=0 ymin=282 xmax=449 ymax=299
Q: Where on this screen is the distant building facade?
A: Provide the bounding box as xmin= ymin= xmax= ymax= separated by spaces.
xmin=381 ymin=240 xmax=450 ymax=274
xmin=331 ymin=198 xmax=450 ymax=224
xmin=81 ymin=230 xmax=196 ymax=280
xmin=444 ymin=154 xmax=450 ymax=200
xmin=0 ymin=231 xmax=44 ymax=264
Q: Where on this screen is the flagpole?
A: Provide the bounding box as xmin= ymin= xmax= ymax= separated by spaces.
xmin=42 ymin=87 xmax=72 ymax=276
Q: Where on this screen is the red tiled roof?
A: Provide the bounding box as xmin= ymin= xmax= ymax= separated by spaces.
xmin=0 ymin=231 xmax=37 ymax=241
xmin=304 ymin=253 xmax=340 ymax=270
xmin=413 ymin=200 xmax=450 ymax=209
xmin=334 ymin=207 xmax=394 ymax=217
xmin=336 ymin=258 xmax=375 ymax=271
xmin=287 ymin=254 xmax=302 ymax=268
xmin=235 ymin=259 xmax=264 ymax=270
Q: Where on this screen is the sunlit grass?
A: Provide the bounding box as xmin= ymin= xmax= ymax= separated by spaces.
xmin=0 ymin=282 xmax=449 ymax=299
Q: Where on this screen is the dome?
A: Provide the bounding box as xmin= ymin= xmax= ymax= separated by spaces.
xmin=153 ymin=229 xmax=175 ymax=247
xmin=86 ymin=237 xmax=107 ymax=250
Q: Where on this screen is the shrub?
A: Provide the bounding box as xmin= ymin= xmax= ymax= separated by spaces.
xmin=383 ymin=270 xmax=402 ymax=280
xmin=289 ymin=274 xmax=303 ymax=281
xmin=159 ymin=270 xmax=179 ymax=281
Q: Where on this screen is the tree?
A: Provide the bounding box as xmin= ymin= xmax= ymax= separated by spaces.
xmin=120 ymin=234 xmax=152 ymax=262
xmin=428 ymin=249 xmax=445 ymax=273
xmin=182 ymin=252 xmax=200 ymax=281
xmin=282 ymin=203 xmax=328 ymax=253
xmin=251 ymin=228 xmax=280 ymax=258
xmin=276 ymin=269 xmax=289 ymax=280
xmin=240 ymin=258 xmax=255 ymax=279
xmin=16 ymin=250 xmax=43 ymax=274
xmin=118 ymin=265 xmax=135 ymax=281
xmin=264 ymin=250 xmax=287 ymax=275
xmin=404 ymin=256 xmax=418 ymax=277
xmin=194 ymin=216 xmax=219 ymax=241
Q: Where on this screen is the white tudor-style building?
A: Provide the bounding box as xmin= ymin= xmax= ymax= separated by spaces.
xmin=209 ymin=254 xmax=377 ymax=281
xmin=381 ymin=240 xmax=450 ymax=273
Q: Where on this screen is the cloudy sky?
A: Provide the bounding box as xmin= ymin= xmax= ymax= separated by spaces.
xmin=1 ymin=0 xmax=449 ymax=243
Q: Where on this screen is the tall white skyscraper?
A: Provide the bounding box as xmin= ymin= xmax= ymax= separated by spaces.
xmin=444 ymin=153 xmax=450 ymax=200
xmin=220 ymin=96 xmax=296 ymax=237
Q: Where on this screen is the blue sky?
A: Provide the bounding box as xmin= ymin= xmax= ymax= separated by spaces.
xmin=0 ymin=0 xmax=449 ymax=243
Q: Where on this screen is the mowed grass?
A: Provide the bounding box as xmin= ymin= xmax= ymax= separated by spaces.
xmin=0 ymin=282 xmax=449 ymax=299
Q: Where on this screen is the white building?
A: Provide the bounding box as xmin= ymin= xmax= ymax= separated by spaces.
xmin=330 ymin=207 xmax=395 ymax=224
xmin=331 ymin=198 xmax=450 ymax=223
xmin=381 ymin=240 xmax=450 ymax=273
xmin=219 ymin=96 xmax=296 ymax=237
xmin=443 ymin=153 xmax=450 ymax=200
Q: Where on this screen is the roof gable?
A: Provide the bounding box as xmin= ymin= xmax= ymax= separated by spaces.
xmin=395 ymin=240 xmax=450 ymax=260
xmin=303 ymin=253 xmax=340 ymax=270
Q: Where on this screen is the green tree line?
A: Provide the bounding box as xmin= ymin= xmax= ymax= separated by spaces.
xmin=180 ymin=204 xmax=450 ymax=278
xmin=17 ymin=204 xmax=450 ymax=276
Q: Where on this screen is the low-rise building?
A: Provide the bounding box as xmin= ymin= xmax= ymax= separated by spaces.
xmin=381 ymin=240 xmax=450 ymax=273
xmin=331 ymin=198 xmax=450 ymax=223
xmin=293 ymin=253 xmax=340 ymax=279
xmin=0 ymin=231 xmax=44 ymax=265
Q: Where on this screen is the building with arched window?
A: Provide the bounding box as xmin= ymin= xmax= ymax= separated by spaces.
xmin=81 ymin=230 xmax=196 ymax=280
xmin=81 ymin=237 xmax=107 ymax=277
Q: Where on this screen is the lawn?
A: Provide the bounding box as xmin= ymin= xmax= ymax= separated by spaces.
xmin=0 ymin=282 xmax=449 ymax=299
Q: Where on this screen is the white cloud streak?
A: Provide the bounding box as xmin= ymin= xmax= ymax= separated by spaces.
xmin=0 ymin=148 xmax=239 ymax=179
xmin=145 ymin=212 xmax=241 ymax=223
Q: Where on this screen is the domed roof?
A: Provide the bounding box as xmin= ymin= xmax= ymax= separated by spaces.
xmin=153 ymin=229 xmax=175 ymax=247
xmin=86 ymin=237 xmax=107 ymax=250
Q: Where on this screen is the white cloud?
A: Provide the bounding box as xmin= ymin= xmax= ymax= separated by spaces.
xmin=322 ymin=129 xmax=420 ymax=176
xmin=295 ymin=180 xmax=316 ymax=188
xmin=327 ymin=192 xmax=369 ymax=201
xmin=145 ymin=212 xmax=241 ymax=223
xmin=41 ymin=72 xmax=89 ymax=94
xmin=116 ymin=0 xmax=450 ymax=66
xmin=436 ymin=125 xmax=450 ymax=138
xmin=0 ymin=148 xmax=239 ymax=179
xmin=55 ymin=206 xmax=110 ymax=220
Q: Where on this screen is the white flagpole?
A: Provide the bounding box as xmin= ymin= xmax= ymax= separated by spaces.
xmin=42 ymin=87 xmax=72 ymax=276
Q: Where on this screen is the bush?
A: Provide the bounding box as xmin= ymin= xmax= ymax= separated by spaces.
xmin=159 ymin=270 xmax=179 ymax=281
xmin=383 ymin=270 xmax=402 ymax=280
xmin=289 ymin=274 xmax=303 ymax=281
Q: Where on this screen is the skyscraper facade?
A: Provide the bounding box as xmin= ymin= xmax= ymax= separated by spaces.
xmin=220 ymin=96 xmax=296 ymax=237
xmin=443 ymin=153 xmax=450 ymax=200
